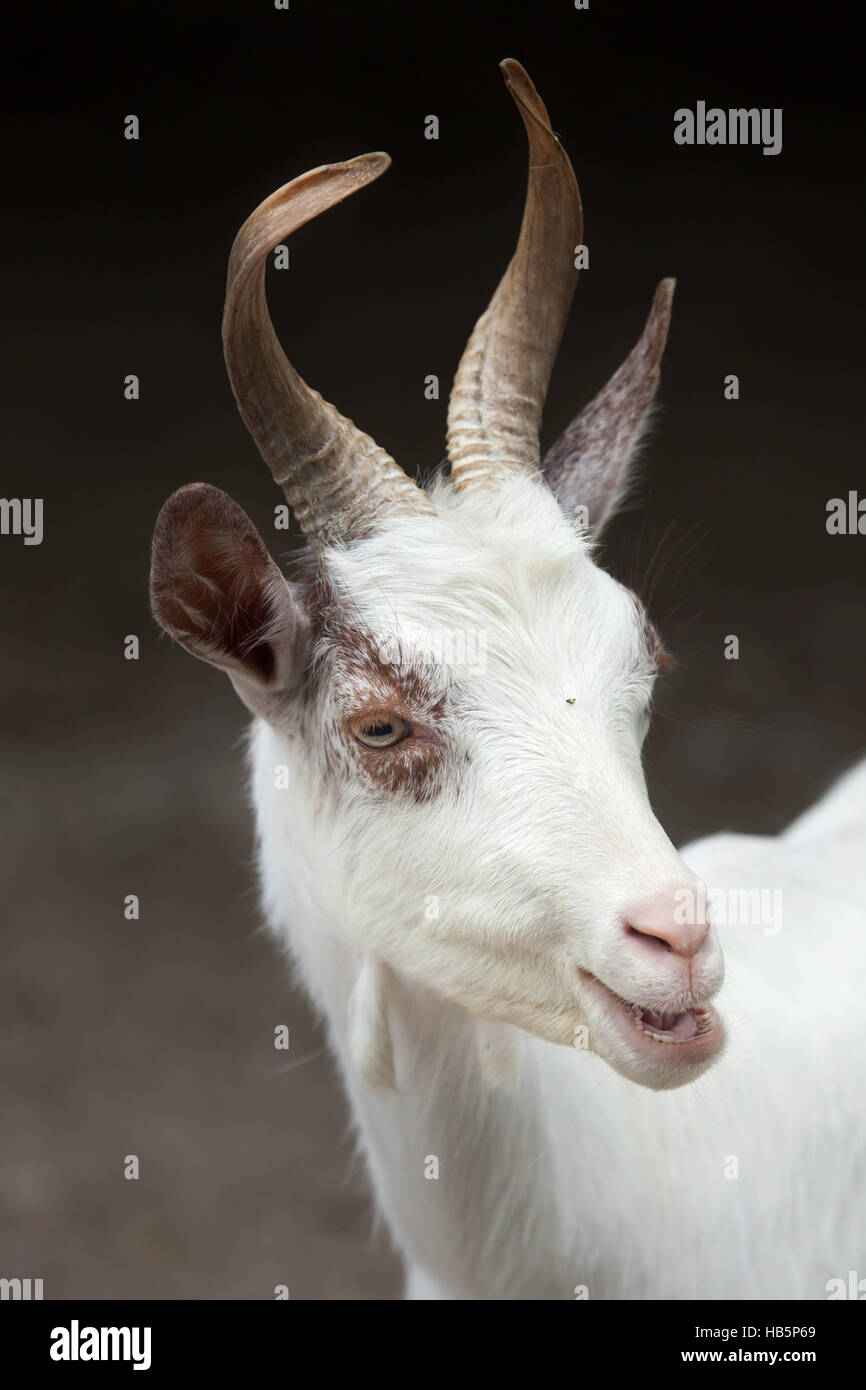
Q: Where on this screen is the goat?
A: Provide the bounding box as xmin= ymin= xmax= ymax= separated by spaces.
xmin=150 ymin=59 xmax=866 ymax=1300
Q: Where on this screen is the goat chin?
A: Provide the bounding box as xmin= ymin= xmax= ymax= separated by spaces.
xmin=593 ymin=1030 xmax=726 ymax=1094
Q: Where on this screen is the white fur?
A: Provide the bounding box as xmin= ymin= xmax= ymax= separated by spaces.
xmin=252 ymin=475 xmax=866 ymax=1300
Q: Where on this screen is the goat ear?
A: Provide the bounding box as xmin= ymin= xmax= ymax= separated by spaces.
xmin=150 ymin=483 xmax=310 ymax=716
xmin=542 ymin=279 xmax=674 ymax=534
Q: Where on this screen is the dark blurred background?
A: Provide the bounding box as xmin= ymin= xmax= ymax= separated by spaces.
xmin=1 ymin=1 xmax=863 ymax=1298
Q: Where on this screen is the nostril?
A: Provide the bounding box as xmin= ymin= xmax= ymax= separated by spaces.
xmin=625 ymin=922 xmax=674 ymax=953
xmin=624 ymin=887 xmax=711 ymax=961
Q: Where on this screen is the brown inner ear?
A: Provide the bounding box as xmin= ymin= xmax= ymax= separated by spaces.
xmin=157 ymin=532 xmax=278 ymax=679
xmin=151 ymin=483 xmax=299 ymax=687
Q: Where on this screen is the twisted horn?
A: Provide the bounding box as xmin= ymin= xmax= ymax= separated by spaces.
xmin=447 ymin=60 xmax=583 ymax=490
xmin=223 ymin=153 xmax=433 ymax=546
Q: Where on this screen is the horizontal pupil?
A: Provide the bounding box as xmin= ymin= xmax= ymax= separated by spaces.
xmin=365 ymin=723 xmax=392 ymax=737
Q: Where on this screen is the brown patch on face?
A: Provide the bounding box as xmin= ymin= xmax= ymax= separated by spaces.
xmin=294 ymin=572 xmax=451 ymax=801
xmin=336 ymin=630 xmax=448 ymax=798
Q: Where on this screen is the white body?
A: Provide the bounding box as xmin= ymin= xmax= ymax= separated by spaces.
xmin=258 ymin=746 xmax=866 ymax=1300
xmin=251 ymin=482 xmax=866 ymax=1301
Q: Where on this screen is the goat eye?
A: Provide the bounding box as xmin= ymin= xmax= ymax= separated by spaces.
xmin=355 ymin=716 xmax=410 ymax=749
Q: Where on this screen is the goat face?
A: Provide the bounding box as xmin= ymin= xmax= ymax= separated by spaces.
xmin=151 ymin=471 xmax=726 ymax=1092
xmin=309 ymin=477 xmax=724 ymax=1092
xmin=150 ymin=60 xmax=726 ymax=1091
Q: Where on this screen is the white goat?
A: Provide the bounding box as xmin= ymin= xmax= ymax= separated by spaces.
xmin=150 ymin=60 xmax=866 ymax=1300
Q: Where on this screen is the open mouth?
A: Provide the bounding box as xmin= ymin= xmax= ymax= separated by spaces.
xmin=579 ymin=971 xmax=725 ymax=1070
xmin=629 ymin=1003 xmax=716 ymax=1043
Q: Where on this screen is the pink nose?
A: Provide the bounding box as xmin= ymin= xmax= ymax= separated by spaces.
xmin=625 ymin=886 xmax=710 ymax=960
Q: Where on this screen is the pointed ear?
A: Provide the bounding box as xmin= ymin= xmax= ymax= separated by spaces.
xmin=150 ymin=483 xmax=310 ymax=717
xmin=542 ymin=279 xmax=674 ymax=533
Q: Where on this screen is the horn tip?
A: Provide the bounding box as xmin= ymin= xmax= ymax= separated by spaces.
xmin=654 ymin=278 xmax=677 ymax=312
xmin=499 ymin=58 xmax=534 ymax=98
xmin=498 ymin=58 xmax=555 ymax=138
xmin=350 ymin=151 xmax=391 ymax=178
xmin=500 ymin=57 xmax=526 ymax=79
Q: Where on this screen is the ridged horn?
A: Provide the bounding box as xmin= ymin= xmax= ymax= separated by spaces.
xmin=223 ymin=153 xmax=433 ymax=546
xmin=447 ymin=60 xmax=583 ymax=489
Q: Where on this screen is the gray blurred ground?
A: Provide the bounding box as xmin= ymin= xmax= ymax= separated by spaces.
xmin=0 ymin=648 xmax=402 ymax=1298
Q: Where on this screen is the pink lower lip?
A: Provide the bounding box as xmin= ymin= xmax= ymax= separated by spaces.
xmin=580 ymin=971 xmax=725 ymax=1065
